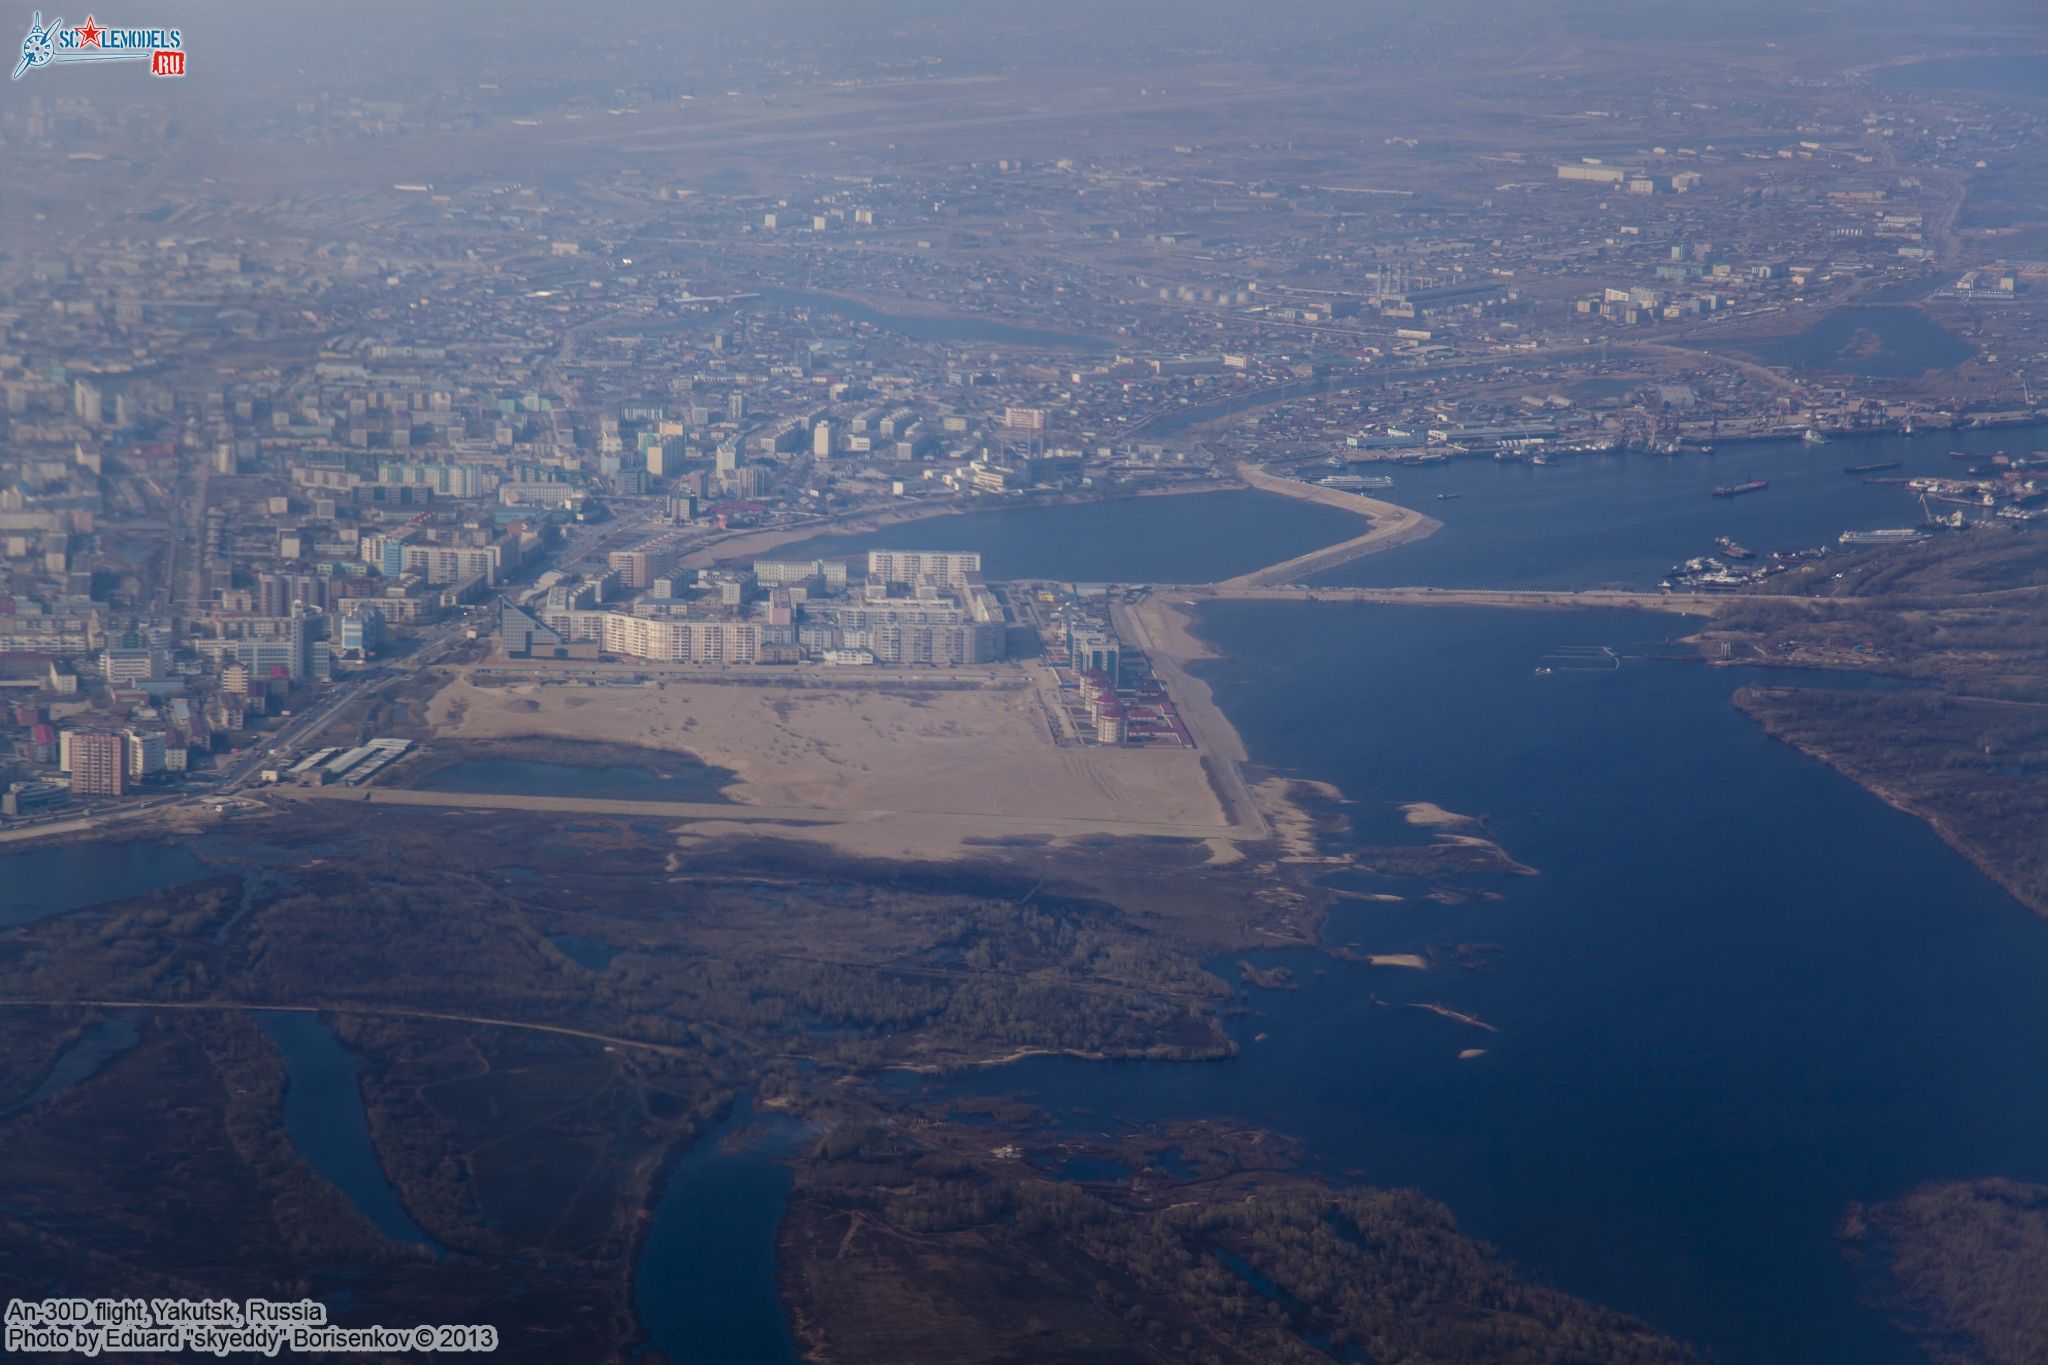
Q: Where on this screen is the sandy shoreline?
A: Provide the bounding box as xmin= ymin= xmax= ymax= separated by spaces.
xmin=1220 ymin=463 xmax=1443 ymax=587
xmin=1401 ymin=801 xmax=1479 ymax=830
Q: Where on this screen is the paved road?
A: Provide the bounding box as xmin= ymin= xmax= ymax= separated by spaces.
xmin=273 ymin=783 xmax=1252 ymax=841
xmin=0 ymin=996 xmax=692 ymax=1057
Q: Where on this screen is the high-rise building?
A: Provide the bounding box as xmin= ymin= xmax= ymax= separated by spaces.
xmin=609 ymin=542 xmax=677 ymax=590
xmin=1069 ymin=629 xmax=1121 ymax=679
xmin=866 ymin=550 xmax=982 ymax=589
xmin=401 ymin=544 xmax=500 ymax=586
xmin=339 ymin=606 xmax=385 ymax=657
xmin=257 ymin=571 xmax=331 ymax=615
xmin=124 ymin=729 xmax=166 ymax=780
xmin=69 ymin=731 xmax=127 ymax=797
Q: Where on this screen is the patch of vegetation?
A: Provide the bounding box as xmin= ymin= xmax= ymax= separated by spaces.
xmin=0 ymin=808 xmax=1390 ymax=1359
xmin=1713 ymin=527 xmax=2048 ymax=915
xmin=1842 ymin=1178 xmax=2048 ymax=1365
xmin=1738 ymin=688 xmax=2048 ymax=913
xmin=784 ymin=1128 xmax=1693 ymax=1365
xmin=0 ymin=1011 xmax=629 ymax=1361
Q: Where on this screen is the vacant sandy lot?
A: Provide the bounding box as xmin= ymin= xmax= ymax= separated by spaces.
xmin=424 ymin=673 xmax=1230 ymax=835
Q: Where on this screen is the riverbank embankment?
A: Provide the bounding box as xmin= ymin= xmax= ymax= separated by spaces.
xmin=1221 ymin=464 xmax=1442 ymax=587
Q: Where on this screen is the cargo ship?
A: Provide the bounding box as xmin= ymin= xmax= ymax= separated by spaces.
xmin=1711 ymin=479 xmax=1770 ymax=498
xmin=1845 ymin=460 xmax=1903 ymax=474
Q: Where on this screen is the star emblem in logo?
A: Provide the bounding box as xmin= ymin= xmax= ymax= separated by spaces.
xmin=75 ymin=15 xmax=99 ymax=46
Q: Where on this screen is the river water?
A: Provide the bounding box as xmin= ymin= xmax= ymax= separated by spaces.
xmin=1321 ymin=420 xmax=2048 ymax=590
xmin=7 ymin=418 xmax=2047 ymax=1360
xmin=634 ymin=1098 xmax=802 ymax=1365
xmin=779 ymin=434 xmax=2048 ymax=1360
xmin=926 ymin=602 xmax=2048 ymax=1364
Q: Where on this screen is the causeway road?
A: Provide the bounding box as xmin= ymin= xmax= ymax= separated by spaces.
xmin=1153 ymin=585 xmax=1737 ymax=615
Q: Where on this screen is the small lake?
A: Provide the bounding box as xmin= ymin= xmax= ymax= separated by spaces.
xmin=260 ymin=1012 xmax=439 ymax=1249
xmin=635 ymin=1097 xmax=800 ymax=1365
xmin=1 ymin=1011 xmax=143 ymax=1117
xmin=1738 ymin=306 xmax=1975 ymax=378
xmin=412 ymin=758 xmax=732 ymax=804
xmin=0 ymin=841 xmax=213 ymax=925
xmin=750 ymin=287 xmax=1111 ymax=352
xmin=547 ymin=933 xmax=620 ymax=971
xmin=774 ymin=489 xmax=1366 ymax=585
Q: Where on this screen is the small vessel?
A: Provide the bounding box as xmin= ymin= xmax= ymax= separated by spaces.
xmin=1712 ymin=479 xmax=1770 ymax=498
xmin=1845 ymin=460 xmax=1903 ymax=474
xmin=1802 ymin=429 xmax=1828 ymax=445
xmin=1436 ymin=491 xmax=1463 ymax=501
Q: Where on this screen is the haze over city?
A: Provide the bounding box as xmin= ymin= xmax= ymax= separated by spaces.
xmin=1 ymin=3 xmax=2046 ymax=1362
